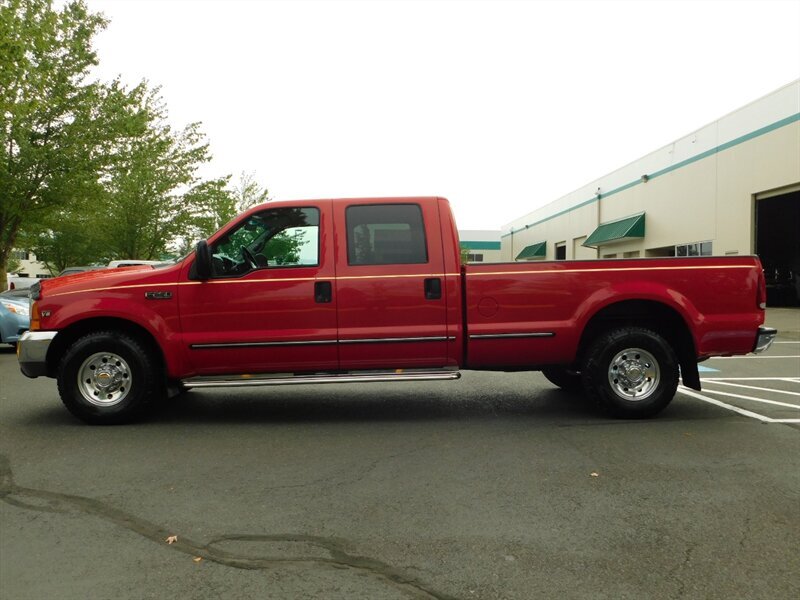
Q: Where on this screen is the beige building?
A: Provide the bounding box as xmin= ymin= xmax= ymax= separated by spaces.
xmin=459 ymin=230 xmax=502 ymax=263
xmin=8 ymin=250 xmax=51 ymax=279
xmin=501 ymin=81 xmax=800 ymax=302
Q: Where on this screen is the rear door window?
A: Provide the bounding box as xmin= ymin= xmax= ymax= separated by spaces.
xmin=345 ymin=204 xmax=428 ymax=266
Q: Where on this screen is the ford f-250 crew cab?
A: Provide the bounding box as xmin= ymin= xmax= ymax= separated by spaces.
xmin=17 ymin=197 xmax=776 ymax=424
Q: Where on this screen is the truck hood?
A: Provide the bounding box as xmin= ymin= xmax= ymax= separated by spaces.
xmin=39 ymin=262 xmax=183 ymax=298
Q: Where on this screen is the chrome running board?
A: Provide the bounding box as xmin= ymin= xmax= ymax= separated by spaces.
xmin=181 ymin=369 xmax=461 ymax=389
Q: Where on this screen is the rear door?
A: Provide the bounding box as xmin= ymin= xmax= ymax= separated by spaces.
xmin=332 ymin=199 xmax=450 ymax=369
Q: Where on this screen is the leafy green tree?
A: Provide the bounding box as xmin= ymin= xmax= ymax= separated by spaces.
xmin=185 ymin=176 xmax=235 ymax=244
xmin=18 ymin=200 xmax=105 ymax=273
xmin=191 ymin=171 xmax=270 ymax=241
xmin=263 ymin=230 xmax=305 ymax=265
xmin=234 ymin=171 xmax=270 ymax=214
xmin=0 ymin=0 xmax=148 ymax=288
xmin=96 ymin=86 xmax=229 ymax=260
xmin=6 ymin=256 xmax=19 ymax=274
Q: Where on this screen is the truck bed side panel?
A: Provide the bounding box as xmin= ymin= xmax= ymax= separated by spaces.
xmin=464 ymin=257 xmax=764 ymax=369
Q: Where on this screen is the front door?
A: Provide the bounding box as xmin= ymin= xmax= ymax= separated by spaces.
xmin=178 ymin=202 xmax=338 ymax=375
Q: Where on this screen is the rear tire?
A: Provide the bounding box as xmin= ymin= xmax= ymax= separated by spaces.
xmin=541 ymin=367 xmax=583 ymax=392
xmin=57 ymin=331 xmax=162 ymax=425
xmin=581 ymin=327 xmax=679 ymax=419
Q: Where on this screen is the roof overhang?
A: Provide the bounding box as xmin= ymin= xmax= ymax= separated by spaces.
xmin=583 ymin=213 xmax=645 ymax=248
xmin=515 ymin=241 xmax=547 ymax=260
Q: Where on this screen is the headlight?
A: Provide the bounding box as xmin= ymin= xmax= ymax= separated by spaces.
xmin=2 ymin=301 xmax=30 ymax=317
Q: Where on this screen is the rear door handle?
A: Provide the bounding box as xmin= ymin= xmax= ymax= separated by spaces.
xmin=424 ymin=277 xmax=442 ymax=300
xmin=315 ymin=281 xmax=332 ymax=303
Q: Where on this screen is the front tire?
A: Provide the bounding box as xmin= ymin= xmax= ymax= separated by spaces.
xmin=57 ymin=331 xmax=162 ymax=425
xmin=581 ymin=327 xmax=679 ymax=419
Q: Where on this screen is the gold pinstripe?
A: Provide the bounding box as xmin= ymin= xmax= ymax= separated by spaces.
xmin=466 ymin=265 xmax=753 ymax=276
xmin=48 ymin=283 xmax=177 ymax=297
xmin=45 ymin=265 xmax=749 ymax=297
xmin=46 ymin=273 xmax=454 ymax=297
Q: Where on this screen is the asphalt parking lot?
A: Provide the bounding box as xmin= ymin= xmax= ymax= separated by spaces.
xmin=681 ymin=308 xmax=800 ymax=424
xmin=1 ymin=311 xmax=798 ymax=600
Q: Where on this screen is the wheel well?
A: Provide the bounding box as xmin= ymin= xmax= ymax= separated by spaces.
xmin=577 ymin=300 xmax=698 ymax=387
xmin=46 ymin=318 xmax=166 ymax=379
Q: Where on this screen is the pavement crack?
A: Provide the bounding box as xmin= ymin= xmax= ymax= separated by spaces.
xmin=0 ymin=454 xmax=458 ymax=600
xmin=667 ymin=540 xmax=695 ymax=599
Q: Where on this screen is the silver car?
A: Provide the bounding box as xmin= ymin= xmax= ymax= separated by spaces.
xmin=0 ymin=296 xmax=31 ymax=346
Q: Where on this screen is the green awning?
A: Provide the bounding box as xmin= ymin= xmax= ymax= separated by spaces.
xmin=515 ymin=241 xmax=546 ymax=260
xmin=583 ymin=213 xmax=645 ymax=247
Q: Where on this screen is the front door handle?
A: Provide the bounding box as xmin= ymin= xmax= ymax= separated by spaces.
xmin=424 ymin=277 xmax=442 ymax=300
xmin=315 ymin=281 xmax=332 ymax=303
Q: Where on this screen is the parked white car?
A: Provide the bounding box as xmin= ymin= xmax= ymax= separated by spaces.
xmin=106 ymin=260 xmax=164 ymax=268
xmin=5 ymin=274 xmax=41 ymax=291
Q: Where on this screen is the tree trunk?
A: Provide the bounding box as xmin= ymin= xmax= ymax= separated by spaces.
xmin=0 ymin=221 xmax=20 ymax=292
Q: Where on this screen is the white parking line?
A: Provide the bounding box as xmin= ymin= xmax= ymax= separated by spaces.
xmin=702 ymin=380 xmax=800 ymax=397
xmin=709 ymin=355 xmax=800 ymax=359
xmin=695 ymin=387 xmax=800 ymax=409
xmin=678 ymin=387 xmax=774 ymax=422
xmin=702 ymin=377 xmax=800 ymax=381
xmin=773 ymin=341 xmax=800 ymax=344
xmin=678 ymin=387 xmax=800 ymax=423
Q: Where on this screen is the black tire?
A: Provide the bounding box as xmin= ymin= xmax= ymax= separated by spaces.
xmin=581 ymin=327 xmax=679 ymax=419
xmin=541 ymin=366 xmax=583 ymax=393
xmin=56 ymin=331 xmax=163 ymax=425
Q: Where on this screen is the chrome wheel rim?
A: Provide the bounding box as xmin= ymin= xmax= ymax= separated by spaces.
xmin=77 ymin=352 xmax=131 ymax=406
xmin=607 ymin=347 xmax=660 ymax=401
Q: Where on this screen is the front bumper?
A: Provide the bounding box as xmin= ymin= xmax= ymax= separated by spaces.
xmin=752 ymin=326 xmax=777 ymax=354
xmin=17 ymin=331 xmax=57 ymax=378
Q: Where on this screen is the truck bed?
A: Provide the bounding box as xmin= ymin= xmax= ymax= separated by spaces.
xmin=464 ymin=256 xmax=764 ymax=369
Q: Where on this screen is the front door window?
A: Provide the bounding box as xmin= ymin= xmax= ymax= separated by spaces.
xmin=210 ymin=207 xmax=319 ymax=277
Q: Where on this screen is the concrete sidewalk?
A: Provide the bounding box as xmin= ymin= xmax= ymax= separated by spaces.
xmin=766 ymin=307 xmax=800 ymax=340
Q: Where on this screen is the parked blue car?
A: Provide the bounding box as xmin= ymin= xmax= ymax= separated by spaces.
xmin=0 ymin=296 xmax=30 ymax=346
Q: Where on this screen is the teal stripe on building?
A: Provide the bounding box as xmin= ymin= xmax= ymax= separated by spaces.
xmin=502 ymin=112 xmax=800 ymax=238
xmin=460 ymin=241 xmax=501 ymax=250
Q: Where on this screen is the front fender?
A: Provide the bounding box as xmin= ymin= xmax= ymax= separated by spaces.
xmin=43 ymin=293 xmax=185 ymax=378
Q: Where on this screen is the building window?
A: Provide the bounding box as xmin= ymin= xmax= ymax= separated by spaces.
xmin=467 ymin=253 xmax=484 ymax=262
xmin=12 ymin=250 xmax=29 ymax=260
xmin=676 ymin=241 xmax=712 ymax=256
xmin=645 ymin=246 xmax=674 ymax=257
xmin=555 ymin=242 xmax=566 ymax=260
xmin=623 ymin=251 xmax=640 ymax=258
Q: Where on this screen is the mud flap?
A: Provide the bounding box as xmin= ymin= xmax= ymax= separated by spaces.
xmin=679 ymin=359 xmax=701 ymax=390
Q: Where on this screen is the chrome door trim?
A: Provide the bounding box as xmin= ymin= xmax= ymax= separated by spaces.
xmin=469 ymin=332 xmax=555 ymax=340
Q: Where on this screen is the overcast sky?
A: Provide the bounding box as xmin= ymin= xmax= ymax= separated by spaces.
xmin=86 ymin=0 xmax=800 ymax=230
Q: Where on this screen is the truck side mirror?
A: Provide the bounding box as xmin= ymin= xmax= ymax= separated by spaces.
xmin=195 ymin=240 xmax=212 ymax=280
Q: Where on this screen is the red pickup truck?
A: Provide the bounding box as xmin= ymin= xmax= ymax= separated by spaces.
xmin=18 ymin=197 xmax=776 ymax=424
